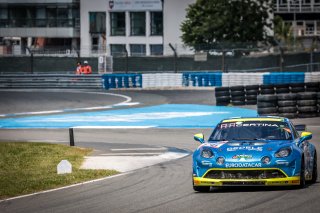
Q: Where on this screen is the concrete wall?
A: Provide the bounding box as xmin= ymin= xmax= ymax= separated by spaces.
xmin=163 ymin=0 xmax=195 ymax=55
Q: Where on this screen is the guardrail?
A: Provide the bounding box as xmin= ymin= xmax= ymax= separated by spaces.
xmin=0 ymin=74 xmax=103 ymax=89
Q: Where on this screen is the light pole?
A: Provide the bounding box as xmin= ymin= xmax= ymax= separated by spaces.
xmin=291 ymin=0 xmax=299 ymax=50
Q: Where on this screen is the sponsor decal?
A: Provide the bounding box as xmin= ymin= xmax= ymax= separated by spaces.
xmin=221 ymin=122 xmax=279 ymax=129
xmin=227 ymin=146 xmax=263 ymax=152
xmin=225 ymin=163 xmax=262 ymax=168
xmin=210 ymin=141 xmax=227 ymax=148
xmin=109 ymin=0 xmax=114 ymax=9
xmin=201 ymin=161 xmax=213 ymax=166
xmin=232 ymin=154 xmax=253 ymax=161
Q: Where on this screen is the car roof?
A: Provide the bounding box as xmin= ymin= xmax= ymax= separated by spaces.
xmin=221 ymin=116 xmax=287 ymax=123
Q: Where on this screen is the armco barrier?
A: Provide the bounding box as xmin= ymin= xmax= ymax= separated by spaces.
xmin=102 ymin=74 xmax=142 ymax=89
xmin=182 ymin=72 xmax=222 ymax=87
xmin=0 ymin=74 xmax=102 ymax=89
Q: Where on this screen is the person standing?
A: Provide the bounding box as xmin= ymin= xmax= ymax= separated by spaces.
xmin=81 ymin=61 xmax=92 ymax=74
xmin=76 ymin=62 xmax=82 ymax=74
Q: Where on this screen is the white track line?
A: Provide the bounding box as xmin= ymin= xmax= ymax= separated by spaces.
xmin=0 ymin=91 xmax=138 ymax=118
xmin=111 ymin=147 xmax=167 ymax=151
xmin=0 ymin=172 xmax=130 ymax=203
xmin=73 ymin=126 xmax=156 ymax=129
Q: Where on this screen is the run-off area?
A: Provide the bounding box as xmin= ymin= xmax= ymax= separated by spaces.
xmin=0 ymin=104 xmax=257 ymax=129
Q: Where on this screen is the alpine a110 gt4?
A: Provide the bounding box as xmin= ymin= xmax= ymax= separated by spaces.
xmin=192 ymin=117 xmax=317 ymax=192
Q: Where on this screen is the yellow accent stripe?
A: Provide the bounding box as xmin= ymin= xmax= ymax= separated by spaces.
xmin=193 ymin=176 xmax=300 ymax=186
xmin=222 ymin=118 xmax=283 ymax=123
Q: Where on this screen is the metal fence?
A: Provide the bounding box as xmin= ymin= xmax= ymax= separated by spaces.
xmin=0 ymin=42 xmax=320 ymax=73
xmin=0 ymin=74 xmax=102 ymax=89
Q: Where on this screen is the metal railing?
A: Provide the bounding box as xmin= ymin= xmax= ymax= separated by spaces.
xmin=0 ymin=74 xmax=103 ymax=89
xmin=0 ymin=18 xmax=77 ymax=28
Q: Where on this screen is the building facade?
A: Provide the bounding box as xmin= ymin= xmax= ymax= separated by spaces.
xmin=0 ymin=0 xmax=80 ymax=55
xmin=80 ymin=0 xmax=195 ymax=57
xmin=274 ymin=0 xmax=320 ymax=47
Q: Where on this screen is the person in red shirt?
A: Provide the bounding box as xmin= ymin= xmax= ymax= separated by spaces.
xmin=81 ymin=61 xmax=92 ymax=74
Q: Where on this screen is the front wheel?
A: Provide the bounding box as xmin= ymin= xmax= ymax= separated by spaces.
xmin=311 ymin=152 xmax=318 ymax=184
xmin=193 ymin=185 xmax=211 ymax=192
xmin=299 ymin=157 xmax=306 ymax=188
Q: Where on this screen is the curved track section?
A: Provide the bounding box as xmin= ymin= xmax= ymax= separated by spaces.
xmin=0 ymin=89 xmax=319 ymax=213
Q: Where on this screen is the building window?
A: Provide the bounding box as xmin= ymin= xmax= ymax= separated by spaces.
xmin=150 ymin=44 xmax=163 ymax=55
xmin=130 ymin=44 xmax=146 ymax=56
xmin=89 ymin=12 xmax=106 ymax=33
xmin=130 ymin=12 xmax=145 ymax=36
xmin=110 ymin=12 xmax=125 ymax=36
xmin=150 ymin=12 xmax=163 ymax=36
xmin=110 ymin=44 xmax=126 ymax=56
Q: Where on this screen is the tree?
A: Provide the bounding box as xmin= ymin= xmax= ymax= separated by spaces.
xmin=180 ymin=0 xmax=273 ymax=50
xmin=273 ymin=15 xmax=294 ymax=48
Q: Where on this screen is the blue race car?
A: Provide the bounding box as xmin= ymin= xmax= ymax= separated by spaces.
xmin=192 ymin=117 xmax=317 ymax=192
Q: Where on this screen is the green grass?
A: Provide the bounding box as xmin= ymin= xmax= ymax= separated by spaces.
xmin=0 ymin=142 xmax=119 ymax=199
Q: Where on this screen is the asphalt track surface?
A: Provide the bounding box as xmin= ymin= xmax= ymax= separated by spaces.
xmin=0 ymin=89 xmax=320 ymax=213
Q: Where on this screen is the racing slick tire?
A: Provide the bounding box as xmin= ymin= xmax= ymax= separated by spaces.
xmin=258 ymin=107 xmax=278 ymax=115
xmin=215 ymin=87 xmax=230 ymax=92
xmin=231 ymin=91 xmax=245 ymax=96
xmin=297 ymin=100 xmax=317 ymax=106
xmin=297 ymin=92 xmax=317 ymax=100
xmin=277 ymin=93 xmax=297 ymax=101
xmin=193 ymin=179 xmax=210 ymax=192
xmin=290 ymin=83 xmax=305 ymax=93
xmin=297 ymin=106 xmax=317 ymax=113
xmin=193 ymin=185 xmax=211 ymax=192
xmin=278 ymin=100 xmax=297 ymax=107
xmin=257 ymin=102 xmax=277 ymax=108
xmin=297 ymin=112 xmax=318 ymax=118
xmin=257 ymin=94 xmax=277 ymax=102
xmin=298 ymin=157 xmax=306 ymax=189
xmin=245 ymin=100 xmax=257 ymax=105
xmin=310 ymin=152 xmax=318 ymax=184
xmin=278 ymin=106 xmax=297 ymax=113
xmin=305 ymin=82 xmax=319 ymax=92
xmin=278 ymin=113 xmax=297 ymax=119
xmin=276 ymin=85 xmax=290 ymax=94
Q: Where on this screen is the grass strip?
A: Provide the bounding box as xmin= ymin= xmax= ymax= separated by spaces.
xmin=0 ymin=142 xmax=119 ymax=199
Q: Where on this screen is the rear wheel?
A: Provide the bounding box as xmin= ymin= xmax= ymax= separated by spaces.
xmin=311 ymin=152 xmax=318 ymax=184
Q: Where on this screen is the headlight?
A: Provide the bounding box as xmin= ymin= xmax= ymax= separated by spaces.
xmin=201 ymin=149 xmax=214 ymax=158
xmin=275 ymin=147 xmax=292 ymax=158
xmin=216 ymin=157 xmax=225 ymax=165
xmin=261 ymin=156 xmax=271 ymax=164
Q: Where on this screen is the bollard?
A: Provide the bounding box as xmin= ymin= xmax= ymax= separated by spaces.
xmin=69 ymin=128 xmax=75 ymax=146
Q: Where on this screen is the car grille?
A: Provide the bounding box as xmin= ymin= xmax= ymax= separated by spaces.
xmin=222 ymin=181 xmax=266 ymax=186
xmin=204 ymin=169 xmax=286 ymax=179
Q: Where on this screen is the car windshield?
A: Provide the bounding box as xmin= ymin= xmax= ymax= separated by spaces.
xmin=208 ymin=120 xmax=293 ymax=141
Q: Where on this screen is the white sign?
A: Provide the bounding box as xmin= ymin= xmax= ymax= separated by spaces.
xmin=57 ymin=160 xmax=72 ymax=174
xmin=108 ymin=0 xmax=162 ymax=11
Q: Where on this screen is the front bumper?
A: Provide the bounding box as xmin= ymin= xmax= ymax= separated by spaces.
xmin=193 ymin=168 xmax=300 ymax=186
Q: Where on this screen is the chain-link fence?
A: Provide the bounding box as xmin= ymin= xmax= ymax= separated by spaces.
xmin=0 ymin=41 xmax=320 ymax=73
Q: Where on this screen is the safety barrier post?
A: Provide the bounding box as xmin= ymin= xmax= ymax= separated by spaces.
xmin=69 ymin=128 xmax=75 ymax=146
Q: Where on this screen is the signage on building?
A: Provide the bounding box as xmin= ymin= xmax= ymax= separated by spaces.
xmin=108 ymin=0 xmax=162 ymax=11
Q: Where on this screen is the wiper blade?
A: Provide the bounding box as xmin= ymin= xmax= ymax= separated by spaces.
xmin=231 ymin=138 xmax=266 ymax=141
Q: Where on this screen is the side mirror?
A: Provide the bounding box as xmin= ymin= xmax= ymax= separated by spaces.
xmin=194 ymin=133 xmax=205 ymax=144
xmin=298 ymin=131 xmax=312 ymax=145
